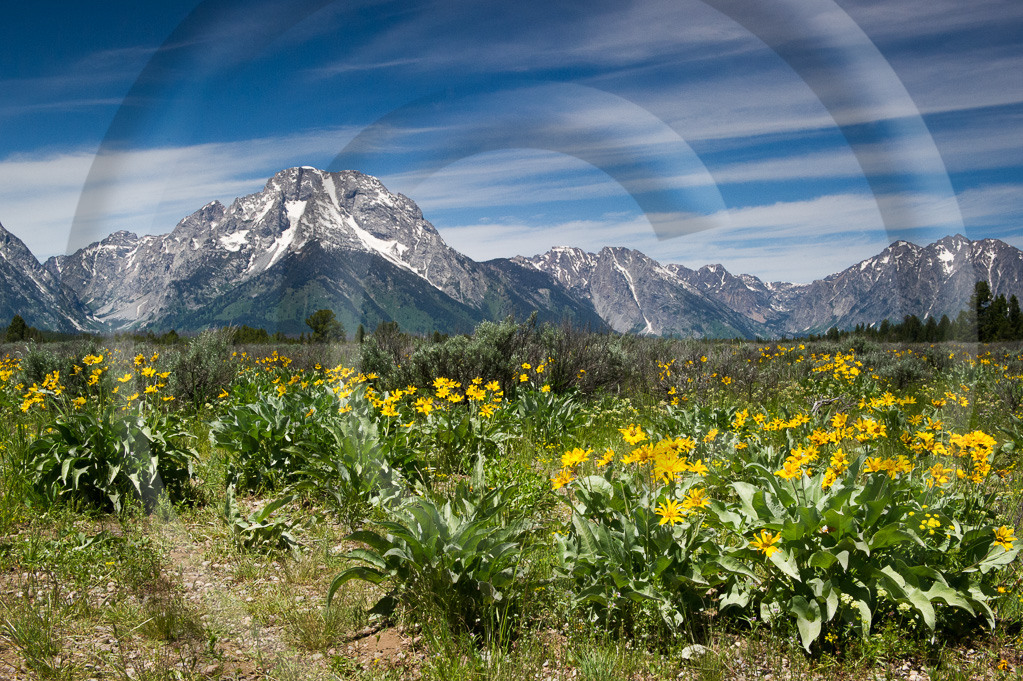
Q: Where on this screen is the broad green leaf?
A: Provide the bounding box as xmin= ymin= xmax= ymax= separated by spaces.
xmin=904 ymin=584 xmax=936 ymax=630
xmin=732 ymin=481 xmax=760 ymax=519
xmin=651 ymin=555 xmax=672 ymax=578
xmin=853 ymin=598 xmax=872 ymax=634
xmin=346 ymin=549 xmax=388 ymax=571
xmin=327 ymin=566 xmax=387 ymax=607
xmin=789 ymin=596 xmax=822 ymax=652
xmin=822 ymin=509 xmax=856 ymax=538
xmin=253 ymin=494 xmax=296 ymax=522
xmin=769 ymin=549 xmax=801 ymax=582
xmin=712 ymin=555 xmax=758 ymax=581
xmin=869 ymin=523 xmax=917 ymax=551
xmin=977 ymin=546 xmax=1018 ymax=574
xmin=808 ymin=551 xmax=838 ymax=570
xmin=719 ymin=585 xmax=750 ymax=610
xmin=922 ymin=582 xmax=974 ymax=614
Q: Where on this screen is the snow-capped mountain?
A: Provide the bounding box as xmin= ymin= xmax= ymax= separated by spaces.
xmin=513 ymin=247 xmax=768 ymax=337
xmin=522 ymin=235 xmax=1023 ymax=336
xmin=4 ymin=166 xmax=1022 ymax=339
xmin=769 ymin=236 xmax=1023 ymax=334
xmin=45 ymin=168 xmax=602 ymax=334
xmin=0 ymin=221 xmax=88 ymax=331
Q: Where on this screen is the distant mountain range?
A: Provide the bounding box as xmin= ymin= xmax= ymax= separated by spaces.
xmin=2 ymin=167 xmax=1022 ymax=338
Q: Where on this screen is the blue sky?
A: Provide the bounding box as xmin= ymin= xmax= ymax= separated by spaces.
xmin=1 ymin=0 xmax=1021 ymax=282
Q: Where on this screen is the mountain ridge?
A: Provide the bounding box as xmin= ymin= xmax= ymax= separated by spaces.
xmin=2 ymin=166 xmax=1021 ymax=338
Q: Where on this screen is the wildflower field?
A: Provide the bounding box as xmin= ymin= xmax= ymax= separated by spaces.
xmin=3 ymin=322 xmax=1023 ymax=680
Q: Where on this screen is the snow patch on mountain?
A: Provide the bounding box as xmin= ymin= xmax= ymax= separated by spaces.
xmin=266 ymin=223 xmax=298 ymax=270
xmin=220 ymin=230 xmax=250 ymax=252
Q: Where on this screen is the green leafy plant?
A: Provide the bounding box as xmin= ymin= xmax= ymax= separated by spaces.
xmin=515 ymin=386 xmax=589 ymax=448
xmin=711 ymin=455 xmax=1015 ymax=651
xmin=411 ymin=394 xmax=515 ymax=474
xmin=295 ymin=400 xmax=410 ymax=526
xmin=328 ymin=483 xmax=534 ymax=640
xmin=28 ymin=406 xmax=196 ymax=512
xmin=223 ymin=485 xmax=300 ymax=554
xmin=558 ymin=473 xmax=728 ymax=635
xmin=211 ymin=394 xmax=315 ymax=492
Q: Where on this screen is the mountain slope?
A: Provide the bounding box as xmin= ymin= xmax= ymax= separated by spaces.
xmin=521 ymin=235 xmax=1023 ymax=337
xmin=17 ymin=164 xmax=1023 ymax=338
xmin=48 ymin=168 xmax=604 ymax=334
xmin=0 ymin=222 xmax=88 ymax=331
xmin=514 ymin=246 xmax=769 ymax=338
xmin=768 ymin=235 xmax=1023 ymax=334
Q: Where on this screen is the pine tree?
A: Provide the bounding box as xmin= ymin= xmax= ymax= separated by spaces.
xmin=5 ymin=315 xmax=28 ymax=342
xmin=937 ymin=314 xmax=952 ymax=342
xmin=971 ymin=280 xmax=993 ymax=341
xmin=1009 ymin=295 xmax=1022 ymax=340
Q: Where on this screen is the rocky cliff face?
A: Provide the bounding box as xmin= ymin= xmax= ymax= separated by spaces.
xmin=0 ymin=221 xmax=88 ymax=331
xmin=520 ymin=234 xmax=1023 ymax=337
xmin=45 ymin=168 xmax=603 ymax=334
xmin=514 ymin=246 xmax=769 ymax=337
xmin=769 ymin=235 xmax=1023 ymax=334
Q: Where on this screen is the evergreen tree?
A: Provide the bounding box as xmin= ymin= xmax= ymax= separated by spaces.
xmin=937 ymin=314 xmax=952 ymax=342
xmin=901 ymin=314 xmax=923 ymax=343
xmin=971 ymin=280 xmax=993 ymax=341
xmin=1009 ymin=295 xmax=1022 ymax=340
xmin=989 ymin=294 xmax=1010 ymax=341
xmin=4 ymin=315 xmax=27 ymax=342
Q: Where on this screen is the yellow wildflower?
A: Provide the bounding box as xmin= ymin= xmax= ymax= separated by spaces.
xmin=750 ymin=529 xmax=781 ymax=557
xmin=619 ymin=424 xmax=647 ymax=445
xmin=551 ymin=469 xmax=574 ymax=490
xmin=994 ymin=526 xmax=1015 ymax=551
xmin=681 ymin=488 xmax=710 ymax=512
xmin=655 ymin=499 xmax=685 ymax=526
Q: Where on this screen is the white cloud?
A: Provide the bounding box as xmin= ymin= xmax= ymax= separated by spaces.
xmin=840 ymin=0 xmax=1023 ymax=44
xmin=434 ymin=189 xmax=983 ymax=283
xmin=0 ymin=128 xmax=359 ymax=259
xmin=957 ymin=184 xmax=1023 ymax=228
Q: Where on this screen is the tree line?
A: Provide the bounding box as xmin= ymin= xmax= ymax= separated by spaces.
xmin=818 ymin=281 xmax=1023 ymax=343
xmin=6 ymin=282 xmax=1023 ymax=346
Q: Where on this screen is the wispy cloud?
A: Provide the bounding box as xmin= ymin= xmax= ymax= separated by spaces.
xmin=434 ymin=187 xmax=997 ymax=284
xmin=0 ymin=128 xmax=359 ymax=259
xmin=840 ymin=0 xmax=1023 ymax=44
xmin=0 ymin=45 xmax=158 ymax=122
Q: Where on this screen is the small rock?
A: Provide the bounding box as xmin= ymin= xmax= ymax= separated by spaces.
xmin=680 ymin=644 xmax=709 ymax=660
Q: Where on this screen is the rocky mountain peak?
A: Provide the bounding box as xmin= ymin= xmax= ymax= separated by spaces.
xmin=0 ymin=221 xmax=40 ymax=263
xmin=6 ymin=164 xmax=1023 ymax=339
